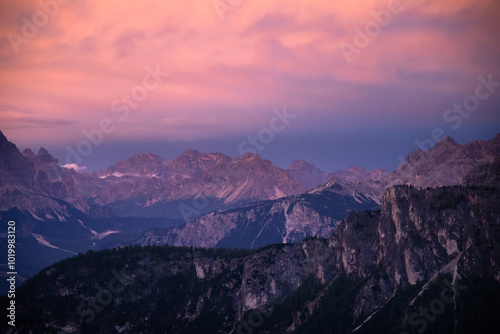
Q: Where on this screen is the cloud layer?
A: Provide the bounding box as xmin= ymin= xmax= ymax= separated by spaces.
xmin=1 ymin=0 xmax=499 ymax=149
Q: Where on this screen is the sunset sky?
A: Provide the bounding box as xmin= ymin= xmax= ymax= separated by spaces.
xmin=1 ymin=0 xmax=499 ymax=172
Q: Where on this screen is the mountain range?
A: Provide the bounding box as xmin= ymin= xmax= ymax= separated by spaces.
xmin=136 ymin=134 xmax=500 ymax=250
xmin=90 ymin=151 xmax=307 ymax=220
xmin=1 ymin=130 xmax=499 ymax=295
xmin=4 ymin=181 xmax=499 ymax=333
xmin=135 ymin=176 xmax=380 ymax=249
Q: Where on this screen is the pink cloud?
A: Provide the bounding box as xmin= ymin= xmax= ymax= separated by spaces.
xmin=0 ymin=0 xmax=499 ymax=145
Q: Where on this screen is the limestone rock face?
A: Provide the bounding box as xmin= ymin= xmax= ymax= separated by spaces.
xmin=287 ymin=159 xmax=389 ymax=190
xmin=0 ymin=131 xmax=88 ymax=214
xmin=89 ymin=151 xmax=307 ymax=219
xmin=463 ymin=156 xmax=500 ymax=187
xmin=384 ymin=134 xmax=500 ymax=188
xmin=1 ymin=130 xmax=308 ymax=221
xmin=330 ymin=165 xmax=389 ymax=183
xmin=135 ymin=177 xmax=380 ymax=249
xmin=287 ymin=159 xmax=331 ymax=189
xmin=9 ymin=185 xmax=500 ymax=333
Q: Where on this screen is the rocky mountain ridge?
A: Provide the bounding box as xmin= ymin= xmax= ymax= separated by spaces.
xmin=0 ymin=131 xmax=88 ymax=214
xmin=287 ymin=160 xmax=389 ymax=190
xmin=286 ymin=159 xmax=331 ymax=189
xmin=5 ymin=184 xmax=499 ymax=333
xmin=84 ymin=151 xmax=307 ymax=220
xmin=110 ymin=133 xmax=500 ymax=251
xmin=135 ymin=176 xmax=380 ymax=249
xmin=384 ymin=134 xmax=500 ymax=188
xmin=2 ymin=130 xmax=500 ymax=298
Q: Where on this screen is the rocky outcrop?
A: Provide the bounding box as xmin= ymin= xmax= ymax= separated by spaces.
xmin=384 ymin=134 xmax=500 ymax=188
xmin=24 ymin=147 xmax=90 ymax=213
xmin=463 ymin=156 xmax=500 ymax=187
xmin=0 ymin=131 xmax=36 ymax=191
xmin=287 ymin=160 xmax=389 ymax=190
xmin=287 ymin=160 xmax=331 ymax=189
xmin=9 ymin=185 xmax=499 ymax=333
xmin=1 ymin=131 xmax=309 ymax=221
xmin=330 ymin=165 xmax=389 ymax=183
xmin=135 ymin=131 xmax=500 ymax=249
xmin=0 ymin=132 xmax=88 ymax=214
xmin=88 ymin=151 xmax=306 ymax=219
xmin=135 ymin=177 xmax=380 ymax=249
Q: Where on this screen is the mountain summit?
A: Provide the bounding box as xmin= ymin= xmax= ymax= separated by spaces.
xmin=8 ymin=184 xmax=500 ymax=333
xmin=385 ymin=134 xmax=500 ymax=188
xmin=287 ymin=159 xmax=331 ymax=189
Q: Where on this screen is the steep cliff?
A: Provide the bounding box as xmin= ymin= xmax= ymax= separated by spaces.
xmin=5 ymin=185 xmax=499 ymax=333
xmin=384 ymin=134 xmax=500 ymax=188
xmin=89 ymin=152 xmax=307 ymax=219
xmin=134 ymin=177 xmax=380 ymax=249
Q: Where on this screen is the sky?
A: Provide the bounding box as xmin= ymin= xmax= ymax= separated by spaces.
xmin=0 ymin=0 xmax=499 ymax=172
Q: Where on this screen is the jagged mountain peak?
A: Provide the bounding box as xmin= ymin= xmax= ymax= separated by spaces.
xmin=37 ymin=147 xmax=50 ymax=155
xmin=22 ymin=148 xmax=37 ymax=159
xmin=288 ymin=159 xmax=322 ymax=172
xmin=318 ymin=175 xmax=348 ymax=190
xmin=174 ymin=149 xmax=202 ymax=162
xmin=22 ymin=147 xmax=59 ymax=166
xmin=37 ymin=147 xmax=59 ymax=164
xmin=111 ymin=153 xmax=166 ymax=171
xmin=385 ymin=133 xmax=500 ymax=188
xmin=102 ymin=153 xmax=167 ymax=177
xmin=243 ymin=152 xmax=264 ymax=160
xmin=240 ymin=152 xmax=262 ymax=160
xmin=231 ymin=153 xmax=271 ymax=167
xmin=0 ymin=132 xmax=90 ymax=213
xmin=287 ymin=159 xmax=331 ymax=189
xmin=0 ymin=129 xmax=9 ymax=144
xmin=231 ymin=153 xmax=278 ymax=171
xmin=346 ymin=165 xmax=366 ymax=172
xmin=429 ymin=135 xmax=459 ymax=153
xmin=0 ymin=130 xmax=20 ymax=156
xmin=171 ymin=150 xmax=231 ymax=180
xmin=173 ymin=150 xmax=231 ymax=166
xmin=289 ymin=159 xmax=310 ymax=167
xmin=181 ymin=148 xmax=201 ymax=156
xmin=440 ymin=135 xmax=458 ymax=145
xmin=96 ymin=152 xmax=167 ymax=178
xmin=0 ymin=132 xmax=36 ymax=190
xmin=146 ymin=152 xmax=162 ymax=159
xmin=129 ymin=152 xmax=164 ymax=160
xmin=331 ymin=165 xmax=390 ymax=183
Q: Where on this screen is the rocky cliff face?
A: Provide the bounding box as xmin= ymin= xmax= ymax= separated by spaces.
xmin=1 ymin=130 xmax=309 ymax=222
xmin=384 ymin=134 xmax=500 ymax=188
xmin=7 ymin=185 xmax=499 ymax=333
xmin=134 ymin=132 xmax=500 ymax=250
xmin=287 ymin=160 xmax=331 ymax=189
xmin=5 ymin=131 xmax=497 ymax=224
xmin=463 ymin=156 xmax=500 ymax=187
xmin=377 ymin=185 xmax=499 ymax=282
xmin=0 ymin=131 xmax=36 ymax=190
xmin=99 ymin=150 xmax=232 ymax=180
xmin=331 ymin=165 xmax=389 ymax=183
xmin=0 ymin=132 xmax=88 ymax=214
xmin=287 ymin=160 xmax=389 ymax=190
xmin=135 ymin=177 xmax=380 ymax=249
xmin=0 ymin=132 xmax=182 ymax=293
xmin=23 ymin=147 xmax=90 ymax=213
xmin=87 ymin=151 xmax=306 ymax=219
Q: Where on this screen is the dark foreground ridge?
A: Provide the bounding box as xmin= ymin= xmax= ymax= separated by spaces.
xmin=2 ymin=185 xmax=499 ymax=333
